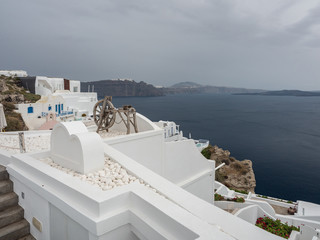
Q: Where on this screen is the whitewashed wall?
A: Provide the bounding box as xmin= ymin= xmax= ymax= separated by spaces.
xmin=70 ymin=80 xmax=81 ymax=92
xmin=164 ymin=139 xmax=214 ymax=203
xmin=11 ymin=175 xmax=51 ymax=240
xmin=54 ymin=92 xmax=97 ymax=116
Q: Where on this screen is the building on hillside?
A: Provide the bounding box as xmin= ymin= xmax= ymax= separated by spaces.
xmin=0 ymin=70 xmax=28 ymax=77
xmin=20 ymin=76 xmax=80 ymax=96
xmin=15 ymin=74 xmax=97 ymax=130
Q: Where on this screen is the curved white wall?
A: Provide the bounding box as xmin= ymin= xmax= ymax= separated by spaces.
xmin=109 ymin=113 xmax=160 ymax=133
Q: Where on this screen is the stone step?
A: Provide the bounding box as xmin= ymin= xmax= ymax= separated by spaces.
xmin=0 ymin=166 xmax=8 ymax=181
xmin=0 ymin=219 xmax=30 ymax=240
xmin=0 ymin=180 xmax=13 ymax=195
xmin=0 ymin=205 xmax=24 ymax=228
xmin=0 ymin=192 xmax=18 ymax=212
xmin=232 ymin=208 xmax=240 ymax=215
xmin=17 ymin=234 xmax=36 ymax=240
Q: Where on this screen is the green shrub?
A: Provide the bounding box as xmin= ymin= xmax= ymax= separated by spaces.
xmin=5 ymin=115 xmax=25 ymax=131
xmin=214 ymin=193 xmax=225 ymax=201
xmin=2 ymin=102 xmax=16 ymax=112
xmin=232 ymin=189 xmax=248 ymax=194
xmin=23 ymin=92 xmax=41 ymax=102
xmin=201 ymin=147 xmax=211 ymax=159
xmin=256 ymin=216 xmax=300 ymax=239
xmin=227 ymin=197 xmax=245 ymax=203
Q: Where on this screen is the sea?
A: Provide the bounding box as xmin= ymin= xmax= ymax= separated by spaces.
xmin=112 ymin=94 xmax=320 ymax=204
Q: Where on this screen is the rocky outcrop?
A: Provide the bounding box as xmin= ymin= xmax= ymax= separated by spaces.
xmin=81 ymin=80 xmax=164 ymax=98
xmin=205 ymin=145 xmax=256 ymax=193
xmin=0 ymin=77 xmax=25 ymax=103
xmin=0 ymin=76 xmax=40 ymax=131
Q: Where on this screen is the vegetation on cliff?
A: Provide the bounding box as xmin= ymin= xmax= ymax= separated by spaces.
xmin=0 ymin=75 xmax=40 ymax=131
xmin=2 ymin=102 xmax=28 ymax=131
xmin=201 ymin=145 xmax=256 ymax=193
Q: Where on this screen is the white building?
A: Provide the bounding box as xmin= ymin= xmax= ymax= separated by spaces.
xmin=0 ymin=70 xmax=28 ymax=77
xmin=154 ymin=120 xmax=182 ymax=141
xmin=20 ymin=76 xmax=80 ymax=96
xmin=15 ymin=74 xmax=97 ymax=130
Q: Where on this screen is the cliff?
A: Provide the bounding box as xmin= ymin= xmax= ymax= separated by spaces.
xmin=81 ymin=80 xmax=164 ymax=98
xmin=166 ymin=82 xmax=265 ymax=95
xmin=0 ymin=75 xmax=40 ymax=131
xmin=202 ymin=145 xmax=256 ymax=193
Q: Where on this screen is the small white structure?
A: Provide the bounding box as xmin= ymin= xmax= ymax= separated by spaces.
xmin=50 ymin=122 xmax=104 ymax=174
xmin=155 ymin=120 xmax=183 ymax=141
xmin=0 ymin=70 xmax=28 ymax=77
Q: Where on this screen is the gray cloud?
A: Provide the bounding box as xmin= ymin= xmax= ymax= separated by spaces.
xmin=0 ymin=0 xmax=320 ymax=90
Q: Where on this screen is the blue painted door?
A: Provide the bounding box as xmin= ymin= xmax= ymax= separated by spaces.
xmin=27 ymin=106 xmax=33 ymax=114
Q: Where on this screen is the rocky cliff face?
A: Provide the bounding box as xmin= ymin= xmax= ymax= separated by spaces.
xmin=0 ymin=75 xmax=40 ymax=131
xmin=0 ymin=76 xmax=25 ymax=103
xmin=81 ymin=80 xmax=164 ymax=98
xmin=205 ymin=145 xmax=256 ymax=193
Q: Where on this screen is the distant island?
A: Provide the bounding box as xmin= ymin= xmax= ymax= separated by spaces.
xmin=234 ymin=90 xmax=320 ymax=97
xmin=81 ymin=80 xmax=265 ymax=97
xmin=166 ymin=81 xmax=264 ymax=95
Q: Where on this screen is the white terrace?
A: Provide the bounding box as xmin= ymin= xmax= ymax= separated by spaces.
xmin=0 ymin=113 xmax=285 ymax=239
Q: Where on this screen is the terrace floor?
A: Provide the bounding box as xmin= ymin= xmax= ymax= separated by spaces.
xmin=270 ymin=204 xmax=290 ymax=215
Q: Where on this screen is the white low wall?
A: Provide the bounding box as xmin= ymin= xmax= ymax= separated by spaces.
xmin=109 ymin=113 xmax=160 ymax=133
xmin=164 ymin=139 xmax=214 ymax=203
xmin=106 ymin=131 xmax=214 ymax=203
xmin=246 ymin=199 xmax=276 ymax=217
xmin=105 ymin=130 xmax=164 ymax=176
xmin=277 ymin=215 xmax=320 ymax=230
xmin=235 ymin=205 xmax=276 ymax=225
xmin=252 ymin=195 xmax=296 ymax=209
xmin=11 ymin=175 xmax=50 ymax=240
xmin=214 ymin=201 xmax=252 ymax=210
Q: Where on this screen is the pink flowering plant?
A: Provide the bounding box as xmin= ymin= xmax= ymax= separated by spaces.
xmin=256 ymin=216 xmax=300 ymax=239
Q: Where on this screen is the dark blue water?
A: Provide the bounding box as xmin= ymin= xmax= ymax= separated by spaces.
xmin=112 ymin=94 xmax=320 ymax=204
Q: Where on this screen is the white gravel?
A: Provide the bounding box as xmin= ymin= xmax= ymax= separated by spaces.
xmin=40 ymin=156 xmax=147 ymax=191
xmin=98 ymin=131 xmax=127 ymax=138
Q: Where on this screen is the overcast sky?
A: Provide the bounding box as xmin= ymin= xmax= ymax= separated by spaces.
xmin=1 ymin=0 xmax=320 ymax=90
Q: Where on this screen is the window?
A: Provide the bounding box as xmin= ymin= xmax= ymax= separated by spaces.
xmin=27 ymin=106 xmax=33 ymax=114
xmin=61 ymin=104 xmax=63 ymax=111
xmin=48 ymin=105 xmax=52 ymax=111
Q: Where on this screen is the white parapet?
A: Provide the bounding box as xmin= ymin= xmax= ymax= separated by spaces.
xmin=50 ymin=122 xmax=104 ymax=174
